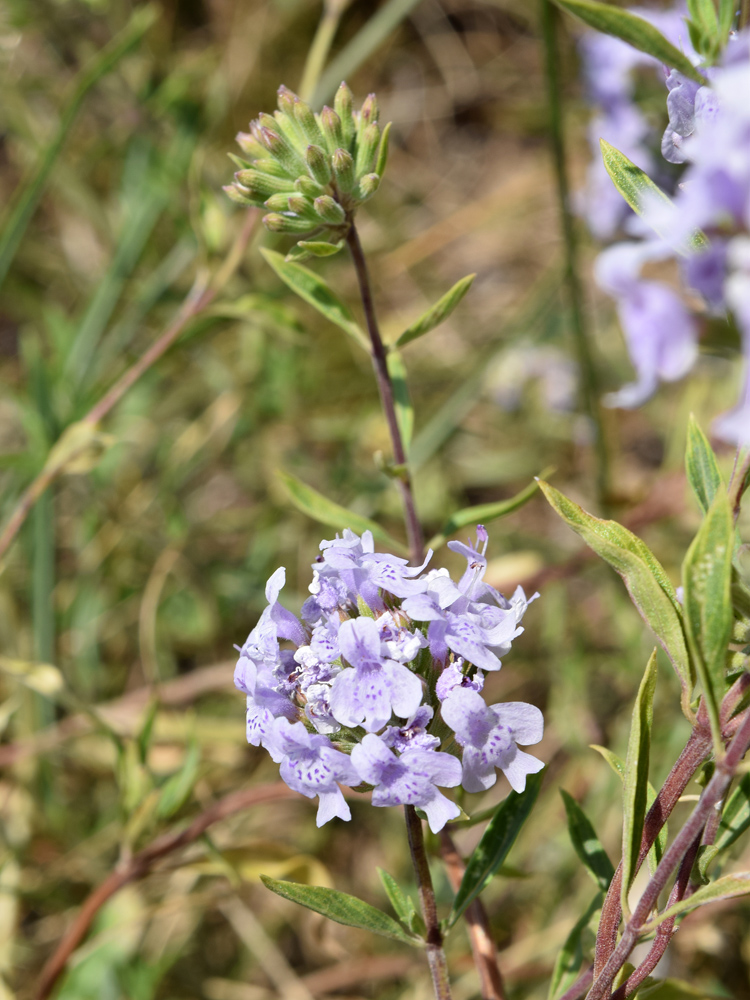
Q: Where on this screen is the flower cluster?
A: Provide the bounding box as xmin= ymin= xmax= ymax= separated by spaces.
xmin=234 ymin=527 xmax=543 ymax=832
xmin=578 ymin=4 xmax=696 ymax=240
xmin=224 ymin=83 xmax=388 ymax=256
xmin=591 ymin=28 xmax=750 ymax=445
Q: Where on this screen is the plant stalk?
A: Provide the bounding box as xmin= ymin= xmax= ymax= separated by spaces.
xmin=540 ymin=0 xmax=610 ymax=510
xmin=299 ymin=0 xmax=352 ymax=102
xmin=404 ymin=805 xmax=453 ymax=1000
xmin=346 ymin=222 xmax=424 ymax=565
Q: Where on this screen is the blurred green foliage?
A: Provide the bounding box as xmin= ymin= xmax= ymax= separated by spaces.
xmin=1 ymin=1 xmax=749 ymax=999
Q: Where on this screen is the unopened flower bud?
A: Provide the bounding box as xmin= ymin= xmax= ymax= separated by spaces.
xmin=253 ymin=157 xmax=293 ymax=179
xmin=320 ymin=106 xmax=344 ymax=155
xmin=235 ymin=168 xmax=295 ymax=197
xmin=276 ymin=84 xmax=299 ymax=117
xmin=355 ymin=122 xmax=380 ymax=177
xmin=235 ymin=131 xmax=266 ymax=159
xmin=334 ymin=82 xmax=355 ymax=147
xmin=263 ymin=212 xmax=317 ymax=234
xmin=332 ymin=148 xmax=355 ymax=193
xmin=223 ymin=184 xmax=257 ymax=206
xmin=355 ymin=173 xmax=380 ymax=201
xmin=305 ymin=144 xmax=332 ymax=186
xmin=287 ymin=193 xmax=318 ymax=220
xmin=263 ymin=192 xmax=292 ymax=211
xmin=360 ymin=93 xmax=379 ymax=127
xmin=295 ymin=175 xmax=326 ymax=199
xmin=256 ymin=125 xmax=306 ymax=177
xmin=314 ymin=196 xmax=346 ymax=224
xmin=293 ymin=99 xmax=326 ymax=147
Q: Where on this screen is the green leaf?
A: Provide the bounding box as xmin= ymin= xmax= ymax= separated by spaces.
xmin=277 ymin=470 xmax=408 ymax=554
xmin=386 ymin=350 xmax=414 ymax=452
xmin=156 ymin=740 xmax=200 ymax=819
xmin=260 ymin=248 xmax=369 ymax=351
xmin=590 ymin=744 xmax=666 ymax=877
xmin=552 ymin=0 xmax=705 ymax=82
xmin=643 ymin=872 xmax=750 ymax=930
xmin=599 ymin=142 xmax=707 ymax=253
xmin=639 ymin=978 xmax=717 ymax=999
xmin=687 ymin=0 xmax=718 ymax=35
xmin=377 ymin=868 xmax=421 ymax=933
xmin=375 ymin=122 xmax=391 ymax=178
xmin=426 ymin=472 xmax=548 ymax=551
xmin=685 ymin=415 xmax=724 ymax=516
xmin=393 ymin=274 xmax=476 ymax=349
xmin=548 ymin=893 xmax=601 ymax=1000
xmin=285 ymin=240 xmax=345 ymax=263
xmin=136 ymin=699 xmax=159 ymax=766
xmin=682 ymin=491 xmax=734 ymax=744
xmin=700 ymin=774 xmax=750 ymax=877
xmin=719 ymin=0 xmax=735 ymax=41
xmin=260 ymin=876 xmax=423 ymax=946
xmin=621 ymin=651 xmax=657 ymax=914
xmin=447 ymin=770 xmax=543 ymax=927
xmin=560 ymin=790 xmax=615 ymax=892
xmin=538 ymin=481 xmax=692 ymax=699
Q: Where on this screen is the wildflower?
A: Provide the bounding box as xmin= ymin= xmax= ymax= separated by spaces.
xmin=441 ymin=688 xmax=545 ymax=794
xmin=233 ymin=527 xmax=541 ymax=826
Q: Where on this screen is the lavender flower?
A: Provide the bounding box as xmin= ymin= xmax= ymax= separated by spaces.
xmin=233 ymin=526 xmax=542 ymax=826
xmin=350 ymin=734 xmax=462 ymax=833
xmin=441 ymin=688 xmax=544 ymax=794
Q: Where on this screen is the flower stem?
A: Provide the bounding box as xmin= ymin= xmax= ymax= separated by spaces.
xmin=346 ymin=222 xmax=425 ymax=565
xmin=404 ymin=806 xmax=453 ymax=1000
xmin=540 ymin=0 xmax=610 ymax=511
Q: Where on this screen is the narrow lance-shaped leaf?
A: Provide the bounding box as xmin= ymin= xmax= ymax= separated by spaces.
xmin=552 ymin=0 xmax=705 ymax=83
xmin=561 ymin=790 xmax=615 ymax=892
xmin=682 ymin=491 xmax=734 ymax=744
xmin=377 ymin=868 xmax=422 ymax=934
xmin=427 ymin=472 xmax=550 ymax=551
xmin=538 ymin=481 xmax=692 ymax=699
xmin=156 ymin=739 xmax=200 ymax=819
xmin=260 ymin=248 xmax=369 ymax=351
xmin=643 ymin=872 xmax=750 ymax=930
xmin=590 ymin=744 xmax=666 ymax=875
xmin=447 ymin=770 xmax=543 ymax=927
xmin=277 ymin=470 xmax=408 ymax=555
xmin=260 ymin=876 xmax=424 ymax=946
xmin=285 ymin=239 xmax=345 ymax=263
xmin=685 ymin=415 xmax=724 ymax=516
xmin=394 ymin=274 xmax=475 ymax=349
xmin=548 ymin=893 xmax=602 ymax=1000
xmin=621 ymin=651 xmax=658 ymax=915
xmin=599 ymin=142 xmax=707 ymax=253
xmin=386 ymin=350 xmax=414 ymax=452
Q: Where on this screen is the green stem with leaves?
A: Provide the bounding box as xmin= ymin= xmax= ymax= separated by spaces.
xmin=540 ymin=0 xmax=610 ymax=510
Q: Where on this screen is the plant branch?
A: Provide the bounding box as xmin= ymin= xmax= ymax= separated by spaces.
xmin=404 ymin=806 xmax=452 ymax=1000
xmin=0 ymin=211 xmax=258 ymax=568
xmin=588 ymin=707 xmax=750 ymax=1000
xmin=346 ymin=222 xmax=424 ymax=565
xmin=439 ymin=830 xmax=506 ymax=1000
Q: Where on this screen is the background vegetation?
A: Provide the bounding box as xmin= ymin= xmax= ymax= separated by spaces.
xmin=1 ymin=0 xmax=748 ymax=998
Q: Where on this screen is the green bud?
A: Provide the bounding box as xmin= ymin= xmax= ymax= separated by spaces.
xmin=334 ymin=81 xmax=355 ymax=148
xmin=319 ymin=106 xmax=344 ymax=155
xmin=355 ymin=122 xmax=380 ymax=177
xmin=375 ymin=121 xmax=391 ymax=178
xmin=256 ymin=124 xmax=307 ymax=177
xmin=355 ymin=172 xmax=380 ymax=201
xmin=236 ymin=131 xmax=266 ymax=159
xmin=305 ymin=144 xmax=333 ymax=186
xmin=263 ymin=192 xmax=293 ymax=211
xmin=276 ymin=84 xmax=299 ymax=117
xmin=223 ymin=184 xmax=258 ymax=207
xmin=235 ymin=168 xmax=294 ymax=197
xmin=360 ymin=93 xmax=379 ymax=127
xmin=293 ymin=99 xmax=326 ymax=147
xmin=263 ymin=212 xmax=316 ymax=234
xmin=332 ymin=148 xmax=355 ymax=193
xmin=253 ymin=157 xmax=294 ymax=179
xmin=287 ymin=193 xmax=319 ymax=220
xmin=295 ymin=175 xmax=326 ymax=199
xmin=314 ymin=195 xmax=346 ymax=224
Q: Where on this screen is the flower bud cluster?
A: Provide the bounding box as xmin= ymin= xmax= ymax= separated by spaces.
xmin=234 ymin=527 xmax=544 ymax=832
xmin=224 ymin=83 xmax=389 ymax=244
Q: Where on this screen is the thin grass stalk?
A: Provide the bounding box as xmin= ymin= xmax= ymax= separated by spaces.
xmin=299 ymin=0 xmax=352 ymax=102
xmin=539 ymin=0 xmax=610 ymax=509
